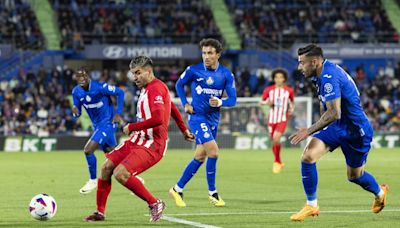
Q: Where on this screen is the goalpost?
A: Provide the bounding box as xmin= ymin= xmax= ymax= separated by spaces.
xmin=171 ymin=96 xmax=313 ymax=148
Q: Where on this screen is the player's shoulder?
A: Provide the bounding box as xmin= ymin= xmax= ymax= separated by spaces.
xmin=284 ymin=85 xmax=294 ymax=92
xmin=149 ymin=79 xmax=168 ymax=92
xmin=72 ymin=85 xmax=82 ymax=95
xmin=186 ymin=63 xmax=203 ymax=72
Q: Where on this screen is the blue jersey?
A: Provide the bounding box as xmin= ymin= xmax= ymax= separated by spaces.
xmin=175 ymin=63 xmax=236 ymax=126
xmin=72 ymin=80 xmax=125 ymax=129
xmin=312 ymin=59 xmax=371 ymax=137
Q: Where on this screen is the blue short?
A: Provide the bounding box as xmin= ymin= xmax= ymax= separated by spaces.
xmin=313 ymin=123 xmax=373 ymax=168
xmin=90 ymin=123 xmax=118 ymax=151
xmin=189 ymin=120 xmax=218 ymax=145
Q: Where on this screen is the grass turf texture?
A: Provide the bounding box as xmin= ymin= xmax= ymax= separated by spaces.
xmin=0 ymin=148 xmax=398 ymax=227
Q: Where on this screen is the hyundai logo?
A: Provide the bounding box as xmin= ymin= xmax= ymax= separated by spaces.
xmin=102 ymin=45 xmax=125 ymax=59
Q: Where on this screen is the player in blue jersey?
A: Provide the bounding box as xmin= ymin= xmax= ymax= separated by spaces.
xmin=289 ymin=44 xmax=389 ymax=221
xmin=169 ymin=38 xmax=236 ymax=207
xmin=72 ymin=68 xmax=125 ymax=194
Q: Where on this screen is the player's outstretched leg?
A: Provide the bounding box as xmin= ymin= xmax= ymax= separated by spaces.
xmin=170 ymin=158 xmax=203 ymax=207
xmin=206 ymin=157 xmax=225 ymax=207
xmin=291 ymin=161 xmax=319 ymax=221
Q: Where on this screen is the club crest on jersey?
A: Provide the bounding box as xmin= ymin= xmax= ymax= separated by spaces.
xmin=206 ymin=77 xmax=214 ymax=85
xmin=86 ymin=95 xmax=91 ymax=102
xmin=203 ymin=132 xmax=210 ymax=138
xmin=324 ymin=83 xmax=333 ymax=93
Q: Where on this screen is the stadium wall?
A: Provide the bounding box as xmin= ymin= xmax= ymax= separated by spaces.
xmin=1 ymin=133 xmax=399 ymax=152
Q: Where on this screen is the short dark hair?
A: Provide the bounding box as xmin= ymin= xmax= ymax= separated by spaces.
xmin=129 ymin=56 xmax=153 ymax=69
xmin=76 ymin=67 xmax=89 ymax=76
xmin=298 ymin=44 xmax=323 ymax=58
xmin=199 ymin=38 xmax=223 ymax=53
xmin=271 ymin=68 xmax=288 ymax=82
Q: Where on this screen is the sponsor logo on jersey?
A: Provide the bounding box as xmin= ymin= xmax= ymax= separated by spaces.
xmin=195 ymin=85 xmax=222 ymax=96
xmin=154 ymin=95 xmax=164 ymax=104
xmin=83 ymin=101 xmax=104 ymax=109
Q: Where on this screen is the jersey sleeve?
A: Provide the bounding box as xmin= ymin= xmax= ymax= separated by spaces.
xmin=288 ymin=86 xmax=294 ymax=102
xmin=321 ymin=73 xmax=341 ymax=102
xmin=261 ymin=86 xmax=270 ymax=101
xmin=72 ymin=88 xmax=82 ymax=116
xmin=175 ymin=66 xmax=195 ymax=106
xmin=100 ymin=83 xmax=125 ymax=115
xmin=221 ymin=72 xmax=237 ymax=107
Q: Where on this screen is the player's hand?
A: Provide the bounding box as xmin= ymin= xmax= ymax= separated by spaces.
xmin=289 ymin=127 xmax=309 ymax=145
xmin=112 ymin=114 xmax=123 ymax=124
xmin=184 ymin=103 xmax=195 ymax=114
xmin=259 ymin=99 xmax=273 ymax=108
xmin=183 ymin=129 xmax=195 ymax=142
xmin=209 ymin=97 xmax=222 ymax=107
xmin=123 ymin=124 xmax=131 ymax=135
xmin=72 ymin=107 xmax=80 ymax=118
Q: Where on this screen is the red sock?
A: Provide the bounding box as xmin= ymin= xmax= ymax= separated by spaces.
xmin=272 ymin=144 xmax=281 ymax=163
xmin=124 ymin=176 xmax=157 ymax=205
xmin=97 ymin=179 xmax=112 ymax=214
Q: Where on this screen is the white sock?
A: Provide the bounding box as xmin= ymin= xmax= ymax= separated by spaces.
xmin=89 ymin=179 xmax=97 ymax=182
xmin=174 ymin=184 xmax=183 ymax=192
xmin=306 ymin=199 xmax=318 ymax=207
xmin=209 ymin=190 xmax=217 ymax=196
xmin=376 ymin=189 xmax=384 ymax=198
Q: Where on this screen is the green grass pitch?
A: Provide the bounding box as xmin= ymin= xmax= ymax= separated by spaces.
xmin=0 ymin=148 xmax=398 ymax=227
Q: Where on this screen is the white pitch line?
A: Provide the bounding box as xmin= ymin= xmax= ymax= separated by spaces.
xmin=162 ymin=215 xmax=222 ymax=228
xmin=165 ymin=209 xmax=400 ymax=217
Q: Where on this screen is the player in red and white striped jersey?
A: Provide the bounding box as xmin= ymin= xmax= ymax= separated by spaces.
xmin=85 ymin=56 xmax=195 ymax=223
xmin=261 ymin=68 xmax=294 ymax=174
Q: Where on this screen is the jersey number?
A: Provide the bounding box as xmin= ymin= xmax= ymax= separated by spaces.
xmin=200 ymin=123 xmax=208 ymax=132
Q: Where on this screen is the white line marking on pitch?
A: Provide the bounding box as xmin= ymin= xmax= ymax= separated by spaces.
xmin=162 ymin=215 xmax=221 ymax=228
xmin=165 ymin=209 xmax=400 ymax=217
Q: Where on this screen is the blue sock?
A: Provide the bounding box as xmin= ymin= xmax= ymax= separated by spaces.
xmin=177 ymin=159 xmax=203 ymax=189
xmin=206 ymin=157 xmax=218 ymax=192
xmin=349 ymin=171 xmax=381 ymax=195
xmin=85 ymin=154 xmax=97 ymax=180
xmin=301 ymin=161 xmax=318 ymax=201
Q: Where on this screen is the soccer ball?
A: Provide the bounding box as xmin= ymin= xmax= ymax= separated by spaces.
xmin=29 ymin=194 xmax=57 ymax=220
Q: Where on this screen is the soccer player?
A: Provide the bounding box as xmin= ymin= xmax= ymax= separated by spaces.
xmin=260 ymin=68 xmax=294 ymax=174
xmin=289 ymin=44 xmax=388 ymax=221
xmin=72 ymin=68 xmax=124 ymax=194
xmin=169 ymin=38 xmax=236 ymax=207
xmin=84 ymin=56 xmax=195 ymax=222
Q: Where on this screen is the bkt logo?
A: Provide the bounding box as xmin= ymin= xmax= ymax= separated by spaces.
xmin=103 ymin=45 xmax=126 ymax=59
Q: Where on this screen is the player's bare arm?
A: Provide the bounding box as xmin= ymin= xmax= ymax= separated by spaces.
xmin=319 ymin=102 xmax=325 ymax=116
xmin=288 ymin=100 xmax=295 ymax=116
xmin=289 ymin=98 xmax=341 ymax=145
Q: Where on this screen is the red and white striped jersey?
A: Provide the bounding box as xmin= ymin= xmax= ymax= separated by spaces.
xmin=262 ymin=85 xmax=294 ymax=124
xmin=129 ymin=79 xmax=171 ymax=155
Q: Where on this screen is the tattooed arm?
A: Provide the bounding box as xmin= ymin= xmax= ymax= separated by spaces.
xmin=307 ymin=98 xmax=341 ymax=135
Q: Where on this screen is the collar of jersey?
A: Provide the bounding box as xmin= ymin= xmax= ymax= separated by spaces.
xmin=203 ymin=63 xmax=219 ymax=72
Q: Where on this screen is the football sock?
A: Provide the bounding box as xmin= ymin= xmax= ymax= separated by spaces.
xmin=206 ymin=157 xmax=218 ymax=192
xmin=307 ymin=199 xmax=318 ymax=207
xmin=96 ymin=179 xmax=111 ymax=214
xmin=348 ymin=171 xmax=381 ymax=195
xmin=272 ymin=144 xmax=282 ymax=163
xmin=301 ymin=161 xmax=318 ymax=201
xmin=176 ymin=158 xmax=203 ymax=189
xmin=85 ymin=154 xmax=97 ymax=180
xmin=124 ymin=176 xmax=157 ymax=205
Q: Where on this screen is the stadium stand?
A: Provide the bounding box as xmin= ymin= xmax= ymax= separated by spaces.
xmin=50 ymin=0 xmax=222 ymax=48
xmin=0 ymin=0 xmax=45 ymax=49
xmin=226 ymin=0 xmax=399 ymax=48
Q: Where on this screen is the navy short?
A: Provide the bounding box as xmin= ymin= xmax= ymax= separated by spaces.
xmin=313 ymin=123 xmax=373 ymax=168
xmin=90 ymin=123 xmax=118 ymax=151
xmin=189 ymin=120 xmax=218 ymax=145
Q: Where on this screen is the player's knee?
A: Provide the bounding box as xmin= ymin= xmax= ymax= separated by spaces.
xmin=83 ymin=147 xmax=94 ymax=155
xmin=194 ymin=155 xmax=206 ymax=162
xmin=113 ymin=167 xmax=130 ymax=184
xmin=301 ymin=153 xmax=316 ymax=163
